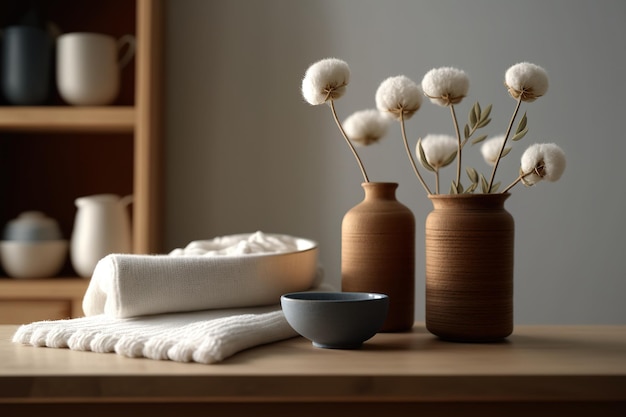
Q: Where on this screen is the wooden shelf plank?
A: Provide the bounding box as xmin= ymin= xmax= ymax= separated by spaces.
xmin=0 ymin=278 xmax=90 ymax=299
xmin=0 ymin=107 xmax=135 ymax=133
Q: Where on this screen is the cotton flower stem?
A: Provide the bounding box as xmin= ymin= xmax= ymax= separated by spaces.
xmin=501 ymin=167 xmax=540 ymax=193
xmin=435 ymin=170 xmax=440 ymax=194
xmin=329 ymin=100 xmax=369 ymax=183
xmin=400 ymin=112 xmax=432 ymax=195
xmin=501 ymin=176 xmax=522 ymax=194
xmin=449 ymin=104 xmax=463 ymax=188
xmin=488 ymin=96 xmax=522 ymax=192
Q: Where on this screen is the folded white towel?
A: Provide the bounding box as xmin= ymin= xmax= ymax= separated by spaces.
xmin=12 ymin=305 xmax=296 ymax=364
xmin=83 ymin=232 xmax=319 ymax=318
xmin=13 ymin=232 xmax=328 ymax=363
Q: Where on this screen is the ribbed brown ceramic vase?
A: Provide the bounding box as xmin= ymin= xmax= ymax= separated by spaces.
xmin=425 ymin=193 xmax=514 ymax=342
xmin=342 ymin=182 xmax=415 ymax=332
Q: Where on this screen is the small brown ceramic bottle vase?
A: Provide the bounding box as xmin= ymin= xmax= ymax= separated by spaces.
xmin=425 ymin=193 xmax=514 ymax=342
xmin=342 ymin=182 xmax=415 ymax=332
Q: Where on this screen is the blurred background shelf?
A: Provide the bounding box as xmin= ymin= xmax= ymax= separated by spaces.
xmin=0 ymin=278 xmax=89 ymax=324
xmin=0 ymin=106 xmax=135 ymax=132
xmin=0 ymin=0 xmax=163 ymax=324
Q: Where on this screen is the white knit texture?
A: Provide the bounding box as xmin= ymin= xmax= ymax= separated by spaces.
xmin=13 ymin=233 xmax=326 ymax=364
xmin=12 ymin=306 xmax=296 ymax=364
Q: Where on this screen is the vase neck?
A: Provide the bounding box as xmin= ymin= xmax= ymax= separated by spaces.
xmin=362 ymin=182 xmax=398 ymax=201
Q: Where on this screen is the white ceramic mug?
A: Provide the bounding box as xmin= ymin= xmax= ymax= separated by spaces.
xmin=56 ymin=32 xmax=135 ymax=106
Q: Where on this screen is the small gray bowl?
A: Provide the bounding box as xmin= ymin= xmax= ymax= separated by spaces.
xmin=281 ymin=291 xmax=389 ymax=349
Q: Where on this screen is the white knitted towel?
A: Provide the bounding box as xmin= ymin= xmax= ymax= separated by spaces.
xmin=13 ymin=232 xmax=326 ymax=363
xmin=12 ymin=305 xmax=297 ymax=364
xmin=83 ymin=233 xmax=319 ymax=318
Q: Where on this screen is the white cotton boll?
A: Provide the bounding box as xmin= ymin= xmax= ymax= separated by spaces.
xmin=301 ymin=58 xmax=350 ymax=105
xmin=375 ymin=75 xmax=423 ymax=121
xmin=520 ymin=143 xmax=566 ymax=185
xmin=505 ymin=62 xmax=548 ymax=102
xmin=419 ymin=134 xmax=457 ymax=168
xmin=343 ymin=109 xmax=390 ymax=146
xmin=480 ymin=135 xmax=507 ymax=166
xmin=421 ymin=67 xmax=469 ymax=107
xmin=520 ymin=144 xmax=543 ymax=185
xmin=537 ymin=143 xmax=566 ymax=182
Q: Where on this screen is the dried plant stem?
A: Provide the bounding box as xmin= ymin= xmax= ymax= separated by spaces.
xmin=449 ymin=104 xmax=462 ymax=187
xmin=501 ymin=165 xmax=544 ymax=193
xmin=400 ymin=112 xmax=432 ymax=195
xmin=435 ymin=170 xmax=440 ymax=194
xmin=501 ymin=175 xmax=523 ymax=194
xmin=329 ymin=100 xmax=369 ymax=183
xmin=488 ymin=96 xmax=522 ymax=192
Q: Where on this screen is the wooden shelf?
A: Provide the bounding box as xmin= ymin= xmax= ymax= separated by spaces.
xmin=0 ymin=0 xmax=163 ymax=324
xmin=0 ymin=278 xmax=89 ymax=298
xmin=0 ymin=107 xmax=135 ymax=133
xmin=0 ymin=278 xmax=90 ymax=324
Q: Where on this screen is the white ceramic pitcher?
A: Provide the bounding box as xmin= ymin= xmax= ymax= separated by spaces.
xmin=70 ymin=194 xmax=133 ymax=278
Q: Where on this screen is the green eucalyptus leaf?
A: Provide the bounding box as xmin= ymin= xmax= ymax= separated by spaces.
xmin=466 ymin=166 xmax=478 ymax=183
xmin=512 ymin=127 xmax=528 ymax=141
xmin=471 ymin=134 xmax=488 ymax=145
xmin=490 ymin=181 xmax=501 ymax=193
xmin=464 ymin=182 xmax=478 ymax=193
xmin=449 ymin=180 xmax=464 ymax=194
xmin=516 ymin=112 xmax=527 ymax=134
xmin=418 ymin=139 xmax=436 ymax=172
xmin=500 ymin=147 xmax=512 ymax=158
xmin=480 ymin=174 xmax=489 ymax=194
xmin=480 ymin=104 xmax=493 ymax=122
xmin=469 ymin=106 xmax=477 ymax=127
xmin=476 ymin=117 xmax=492 ymax=128
xmin=464 ymin=124 xmax=470 ymax=139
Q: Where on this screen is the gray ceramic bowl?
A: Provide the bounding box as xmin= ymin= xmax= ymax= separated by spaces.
xmin=281 ymin=291 xmax=389 ymax=349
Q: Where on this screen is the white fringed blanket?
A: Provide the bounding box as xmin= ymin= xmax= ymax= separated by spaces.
xmin=12 ymin=305 xmax=297 ymax=364
xmin=13 ymin=233 xmax=326 ymax=364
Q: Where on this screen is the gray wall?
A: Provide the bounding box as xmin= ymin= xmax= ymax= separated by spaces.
xmin=164 ymin=0 xmax=626 ymax=324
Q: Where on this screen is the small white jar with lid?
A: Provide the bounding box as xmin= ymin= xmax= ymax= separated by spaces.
xmin=1 ymin=211 xmax=68 ymax=278
xmin=3 ymin=211 xmax=63 ymax=241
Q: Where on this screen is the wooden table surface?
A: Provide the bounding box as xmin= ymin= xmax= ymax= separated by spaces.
xmin=1 ymin=324 xmax=625 ymax=416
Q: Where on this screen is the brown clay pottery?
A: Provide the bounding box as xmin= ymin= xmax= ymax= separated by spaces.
xmin=425 ymin=193 xmax=514 ymax=342
xmin=342 ymin=182 xmax=415 ymax=332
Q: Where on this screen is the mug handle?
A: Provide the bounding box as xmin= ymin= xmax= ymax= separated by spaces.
xmin=117 ymin=34 xmax=136 ymax=69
